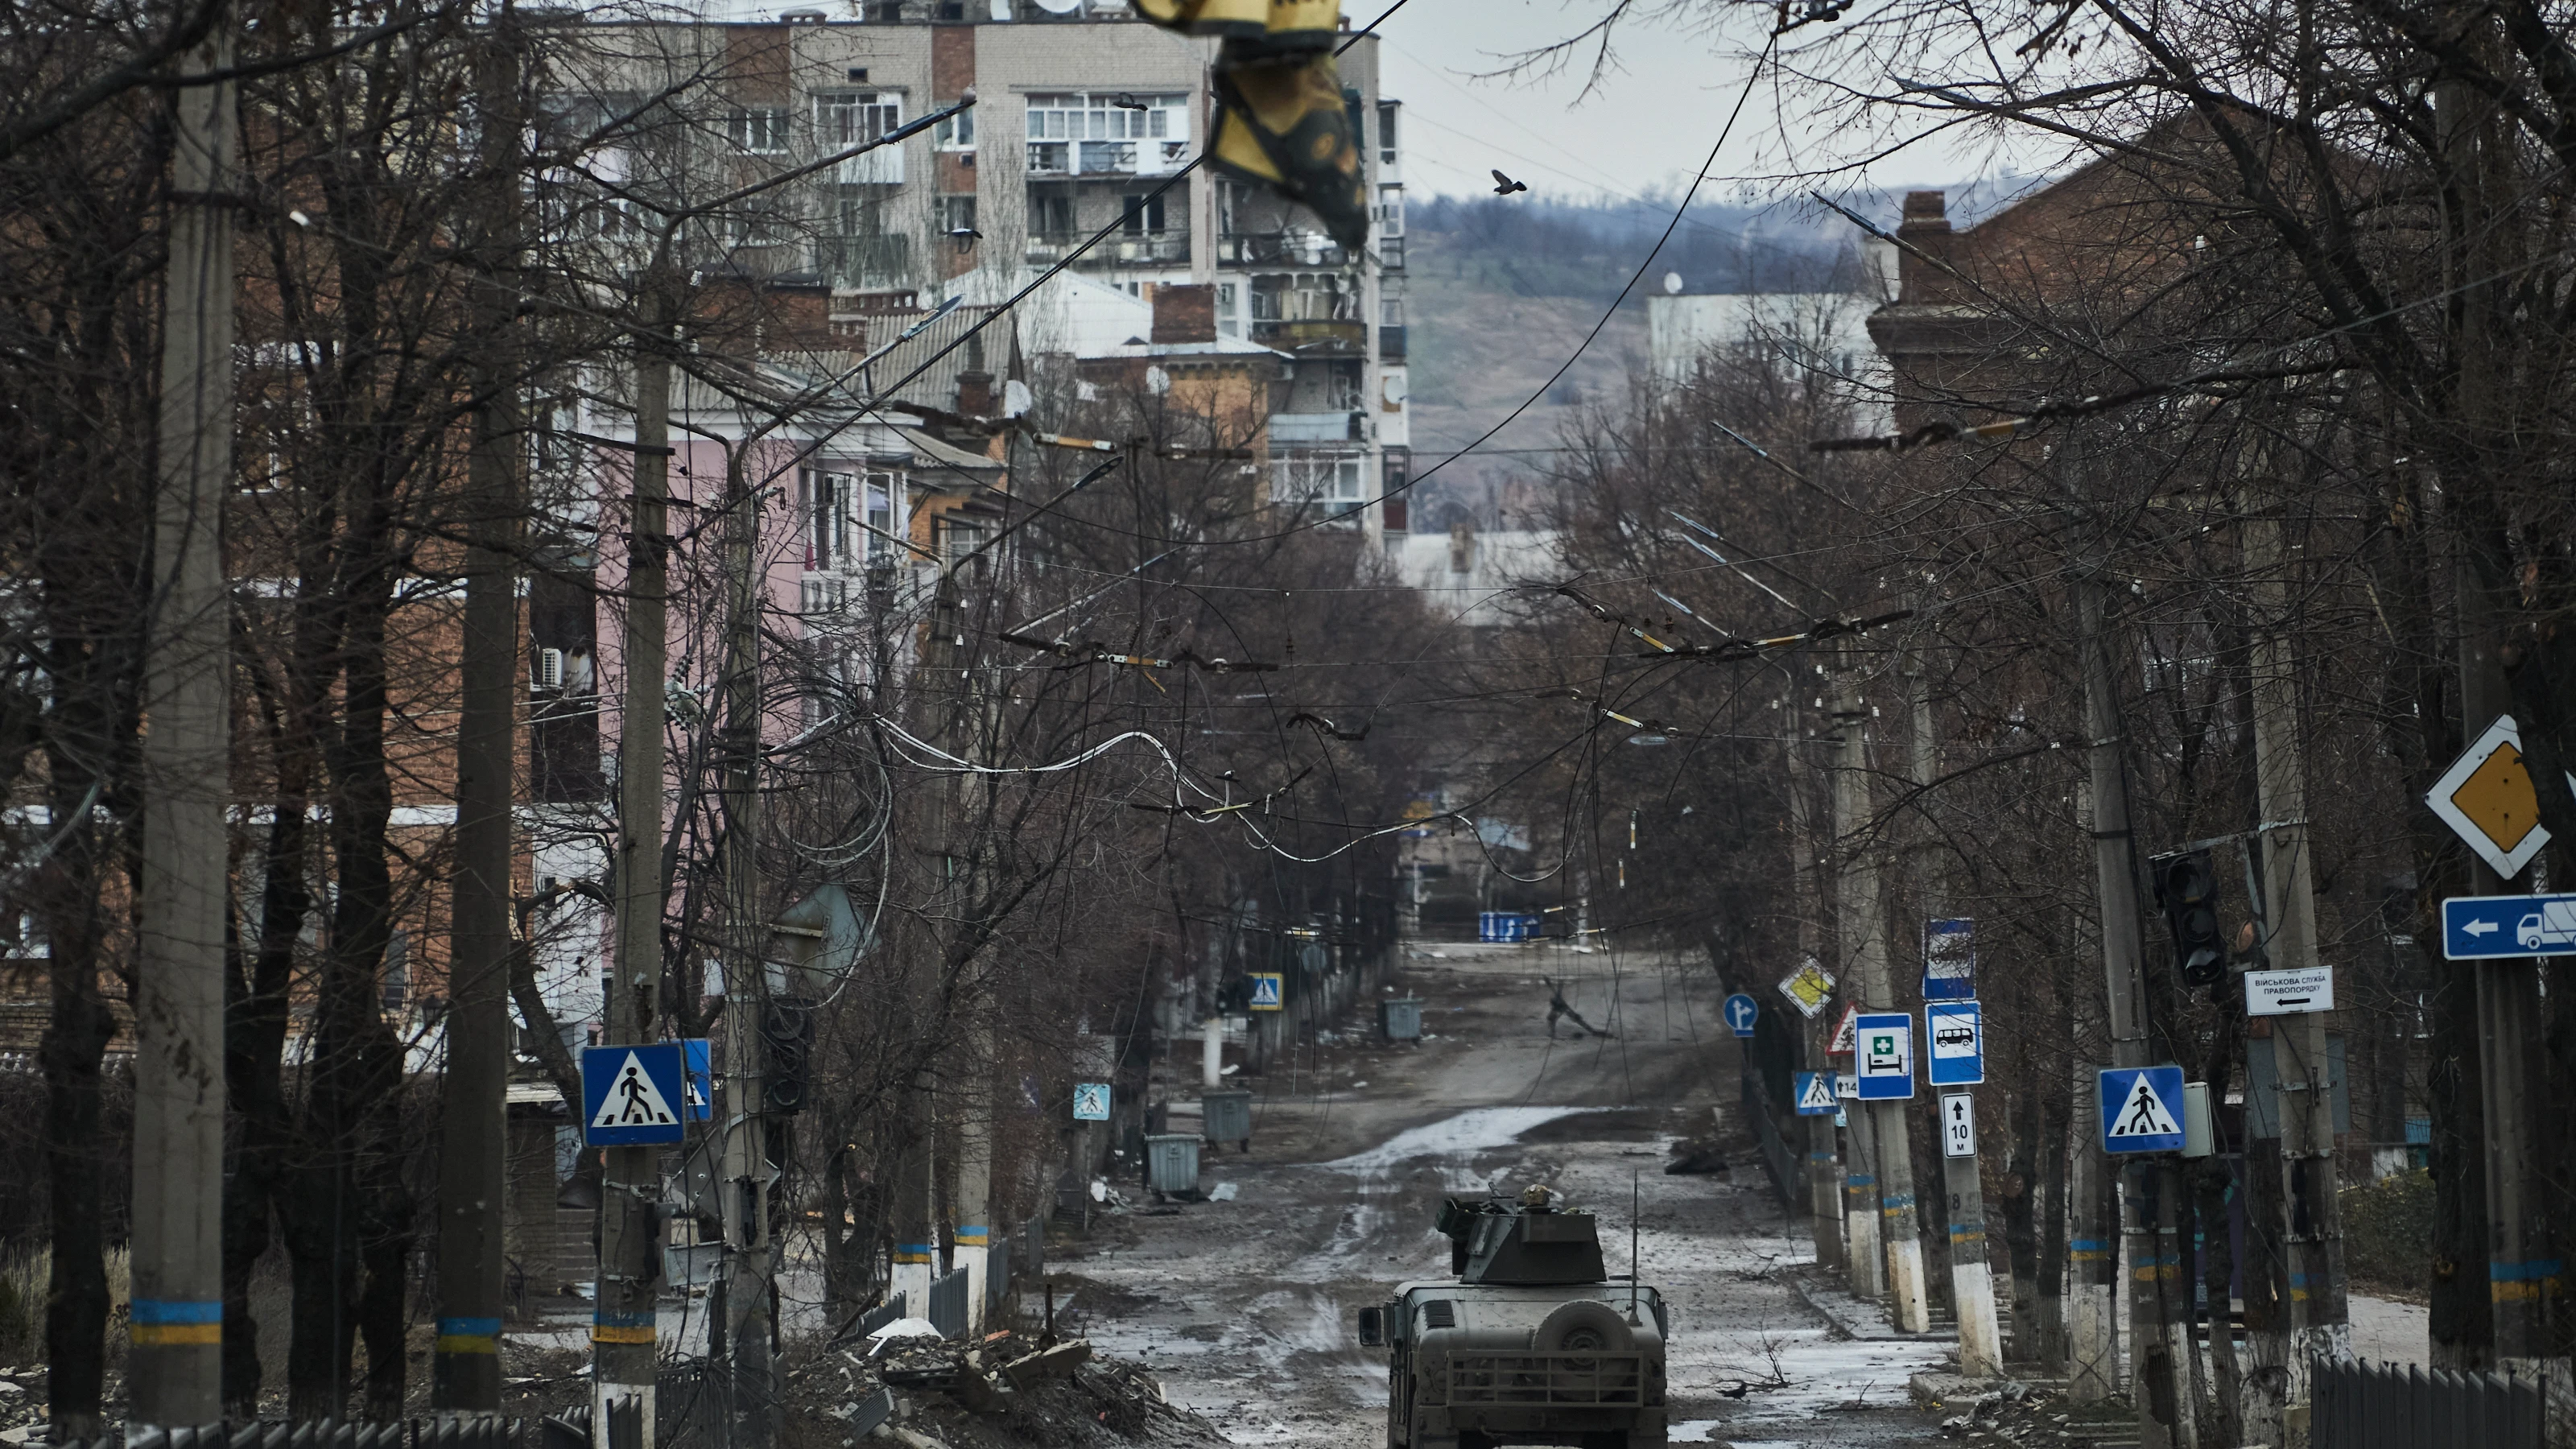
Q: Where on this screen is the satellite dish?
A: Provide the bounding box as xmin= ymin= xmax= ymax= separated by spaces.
xmin=1034 ymin=0 xmax=1080 ymax=12
xmin=1662 ymin=271 xmax=1684 ymax=295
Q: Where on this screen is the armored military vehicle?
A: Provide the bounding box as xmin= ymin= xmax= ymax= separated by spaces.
xmin=1356 ymin=1188 xmax=1668 ymax=1449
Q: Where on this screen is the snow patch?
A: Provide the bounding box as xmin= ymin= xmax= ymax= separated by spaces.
xmin=1323 ymin=1106 xmax=1590 ymax=1173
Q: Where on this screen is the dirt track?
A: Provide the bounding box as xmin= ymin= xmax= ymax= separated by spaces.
xmin=1047 ymin=942 xmax=1951 ymax=1448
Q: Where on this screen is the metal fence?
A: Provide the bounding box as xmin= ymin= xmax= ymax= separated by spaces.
xmin=88 ymin=1418 xmax=534 ymax=1449
xmin=2312 ymin=1356 xmax=2545 ymax=1449
xmin=926 ymin=1265 xmax=971 ymax=1339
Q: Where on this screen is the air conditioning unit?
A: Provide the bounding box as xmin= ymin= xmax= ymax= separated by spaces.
xmin=534 ymin=647 xmax=565 ymax=691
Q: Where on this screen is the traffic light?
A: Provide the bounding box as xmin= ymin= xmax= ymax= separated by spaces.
xmin=2153 ymin=849 xmax=2227 ymax=987
xmin=762 ymin=997 xmax=815 ymax=1115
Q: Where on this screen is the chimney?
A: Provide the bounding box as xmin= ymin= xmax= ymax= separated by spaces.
xmin=1151 ymin=283 xmax=1217 ymax=345
xmin=1896 ymin=190 xmax=1954 ymax=304
xmin=956 ymin=371 xmax=995 ymax=416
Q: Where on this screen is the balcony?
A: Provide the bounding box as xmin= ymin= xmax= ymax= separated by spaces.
xmin=819 ymin=233 xmax=914 ymax=292
xmin=1268 ymin=411 xmax=1363 ymax=444
xmin=1220 ymin=232 xmax=1352 ymax=268
xmin=1026 ymin=139 xmax=1191 ymax=178
xmin=837 ymin=147 xmax=903 ymax=186
xmin=1252 ymin=318 xmax=1364 ymax=352
xmin=1026 ymin=230 xmax=1191 ymax=266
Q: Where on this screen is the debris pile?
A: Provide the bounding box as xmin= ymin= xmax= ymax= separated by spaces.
xmin=786 ymin=1327 xmax=1226 ymax=1448
xmin=1925 ymin=1377 xmax=2140 ymax=1446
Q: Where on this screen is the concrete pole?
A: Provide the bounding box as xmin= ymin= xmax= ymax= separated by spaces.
xmin=2456 ymin=559 xmax=2561 ymax=1383
xmin=129 ymin=21 xmax=234 ymax=1433
xmin=436 ymin=29 xmax=522 ymax=1418
xmin=1203 ymin=1016 xmax=1224 ymax=1090
xmin=1909 ymin=650 xmax=2004 ymax=1377
xmin=2243 ymin=499 xmax=2352 ymax=1418
xmin=716 ymin=448 xmax=776 ymax=1448
xmin=1785 ymin=742 xmax=1844 ymax=1273
xmin=2067 ymin=1052 xmax=2118 ymax=1402
xmin=594 ymin=293 xmax=673 ymax=1449
xmin=953 ymin=1020 xmax=993 ymax=1333
xmin=1833 ymin=667 xmax=1930 ymax=1331
xmin=1844 ymin=1094 xmax=1884 ymax=1300
xmin=2077 ymin=576 xmax=2194 ymax=1449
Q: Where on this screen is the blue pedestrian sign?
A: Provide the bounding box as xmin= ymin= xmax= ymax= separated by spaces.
xmin=2442 ymin=894 xmax=2576 ymax=960
xmin=682 ymin=1038 xmax=712 ymax=1121
xmin=1248 ymin=972 xmax=1284 ymax=1011
xmin=1071 ymin=1082 xmax=1111 ymax=1122
xmin=1794 ymin=1071 xmax=1839 ymax=1116
xmin=582 ymin=1043 xmax=687 ymax=1146
xmin=1926 ymin=1001 xmax=1984 ymax=1086
xmin=2099 ymin=1065 xmax=2187 ymax=1154
xmin=1853 ymin=1013 xmax=1914 ymax=1100
xmin=1724 ymin=993 xmax=1761 ymax=1037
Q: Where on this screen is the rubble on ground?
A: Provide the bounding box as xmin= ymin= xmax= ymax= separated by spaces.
xmin=784 ymin=1327 xmax=1228 ymax=1448
xmin=1915 ymin=1374 xmax=2141 ymax=1446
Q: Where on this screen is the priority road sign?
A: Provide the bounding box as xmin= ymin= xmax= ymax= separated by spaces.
xmin=1248 ymin=972 xmax=1284 ymax=1011
xmin=2099 ymin=1065 xmax=2187 ymax=1154
xmin=1777 ymin=958 xmax=1835 ymax=1018
xmin=682 ymin=1038 xmax=712 ymax=1121
xmin=2443 ymin=894 xmax=2576 ymax=960
xmin=1795 ymin=1071 xmax=1839 ymax=1115
xmin=1071 ymin=1082 xmax=1111 ymax=1121
xmin=582 ymin=1043 xmax=687 ymax=1146
xmin=1940 ymin=1092 xmax=1976 ymax=1158
xmin=1926 ymin=1000 xmax=1984 ymax=1085
xmin=2425 ymin=715 xmax=2574 ymax=879
xmin=1854 ymin=1013 xmax=1914 ymax=1100
xmin=1724 ymin=993 xmax=1761 ymax=1037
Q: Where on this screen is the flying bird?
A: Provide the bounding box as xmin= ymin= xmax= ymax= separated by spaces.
xmin=1492 ymin=169 xmax=1528 ymax=196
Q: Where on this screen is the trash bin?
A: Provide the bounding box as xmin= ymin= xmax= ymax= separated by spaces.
xmin=1380 ymin=998 xmax=1423 ymax=1042
xmin=1201 ymin=1088 xmax=1253 ymax=1150
xmin=1144 ymin=1133 xmax=1202 ymax=1198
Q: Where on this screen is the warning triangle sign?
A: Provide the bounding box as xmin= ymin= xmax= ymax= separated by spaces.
xmin=592 ymin=1051 xmax=679 ymax=1130
xmin=1827 ymin=1005 xmax=1858 ymax=1055
xmin=2107 ymin=1073 xmax=2181 ymax=1138
xmin=1798 ymin=1074 xmax=1838 ymax=1111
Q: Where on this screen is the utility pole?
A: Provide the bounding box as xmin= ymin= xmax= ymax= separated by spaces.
xmin=1832 ymin=661 xmax=1930 ymax=1331
xmin=594 ymin=291 xmax=675 ymax=1449
xmin=130 ymin=19 xmax=234 ymax=1436
xmin=1785 ymin=745 xmax=1843 ymax=1274
xmin=1909 ymin=649 xmax=2002 ymax=1377
xmin=2065 ymin=1046 xmax=2116 ymax=1402
xmin=2242 ymin=494 xmax=2351 ymax=1417
xmin=716 ymin=448 xmax=777 ymax=1448
xmin=2077 ymin=576 xmax=2194 ymax=1449
xmin=436 ymin=25 xmax=522 ymax=1417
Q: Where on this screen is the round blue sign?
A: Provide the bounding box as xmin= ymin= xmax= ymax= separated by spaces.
xmin=1724 ymin=993 xmax=1761 ymax=1037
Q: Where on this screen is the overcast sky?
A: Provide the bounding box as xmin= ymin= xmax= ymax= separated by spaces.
xmin=1372 ymin=0 xmax=2006 ymax=208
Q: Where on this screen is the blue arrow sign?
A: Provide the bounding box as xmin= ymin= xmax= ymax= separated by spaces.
xmin=2099 ymin=1065 xmax=2187 ymax=1154
xmin=1724 ymin=993 xmax=1761 ymax=1037
xmin=1926 ymin=1000 xmax=1984 ymax=1086
xmin=2442 ymin=894 xmax=2576 ymax=960
xmin=1853 ymin=1013 xmax=1914 ymax=1100
xmin=1794 ymin=1071 xmax=1839 ymax=1116
xmin=582 ymin=1043 xmax=687 ymax=1146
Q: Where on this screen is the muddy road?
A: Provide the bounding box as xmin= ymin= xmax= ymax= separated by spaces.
xmin=1048 ymin=943 xmax=1951 ymax=1447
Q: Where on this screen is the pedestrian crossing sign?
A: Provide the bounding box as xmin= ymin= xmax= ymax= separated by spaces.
xmin=1071 ymin=1082 xmax=1112 ymax=1122
xmin=581 ymin=1043 xmax=687 ymax=1146
xmin=1248 ymin=972 xmax=1284 ymax=1011
xmin=1794 ymin=1071 xmax=1839 ymax=1116
xmin=2099 ymin=1065 xmax=2187 ymax=1154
